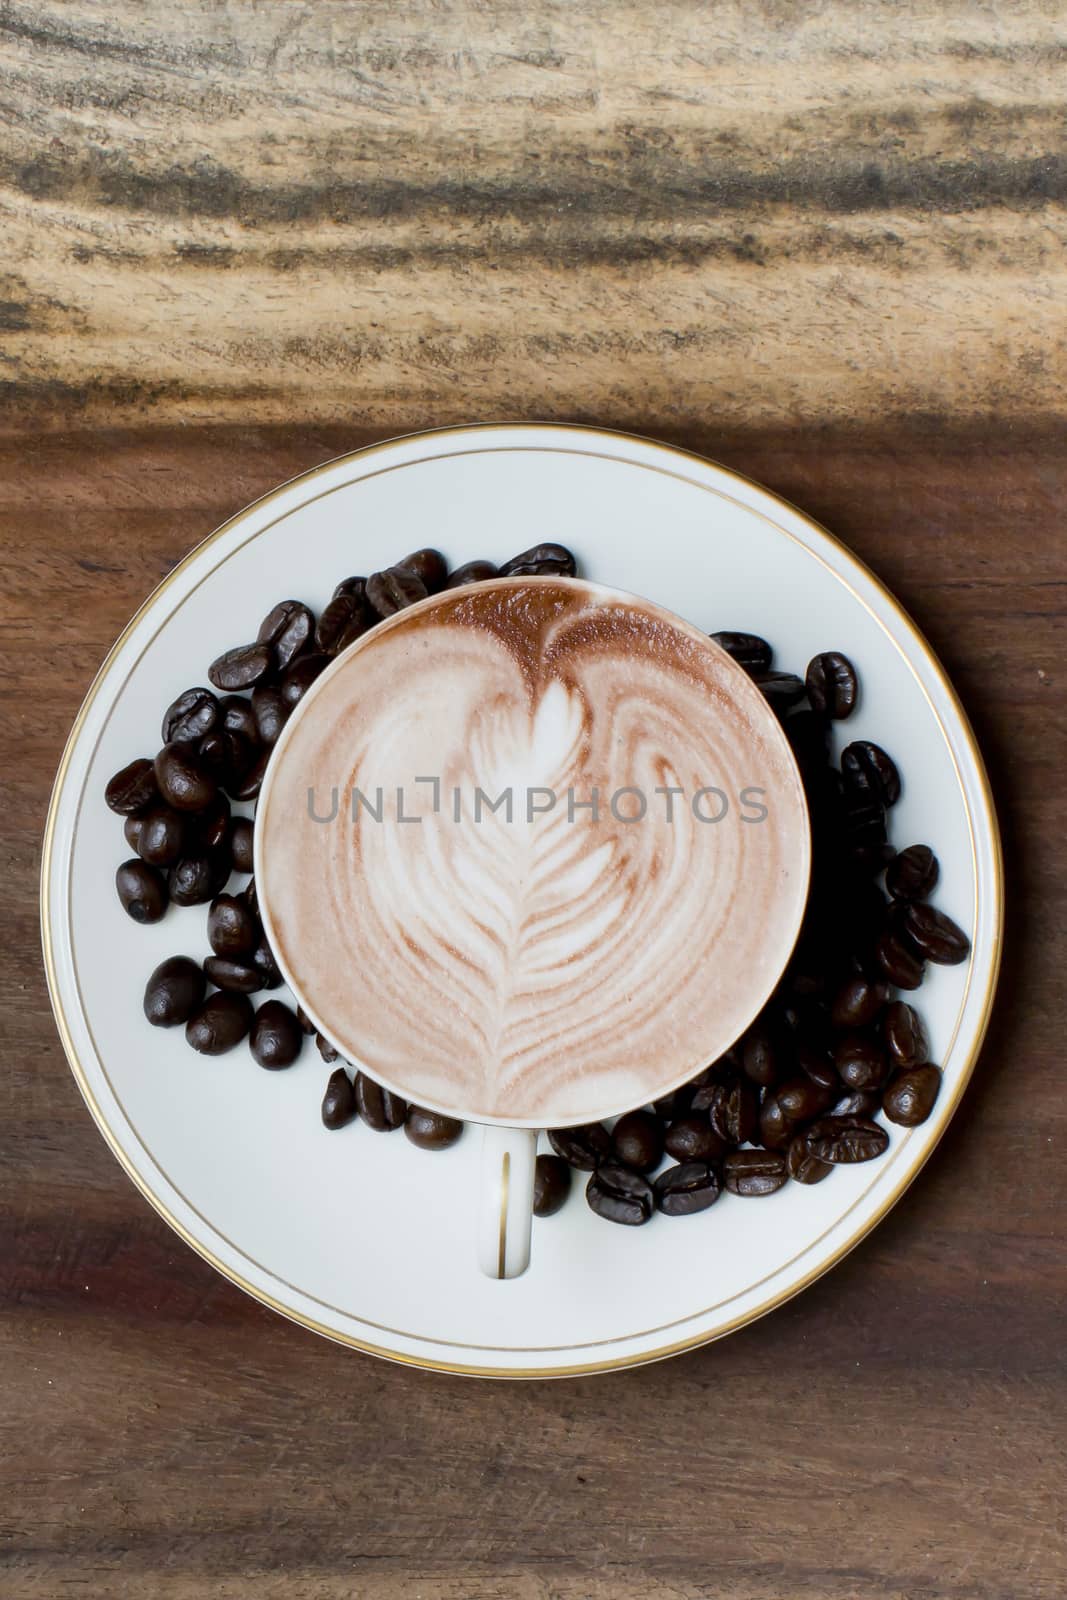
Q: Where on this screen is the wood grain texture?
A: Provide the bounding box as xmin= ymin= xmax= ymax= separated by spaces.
xmin=2 ymin=2 xmax=1065 ymax=1596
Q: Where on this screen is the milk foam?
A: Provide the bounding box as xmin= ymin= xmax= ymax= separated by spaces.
xmin=258 ymin=581 xmax=810 ymax=1124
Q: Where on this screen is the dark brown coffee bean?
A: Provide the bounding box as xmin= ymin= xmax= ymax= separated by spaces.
xmin=723 ymin=1148 xmax=787 ymax=1197
xmin=296 ymin=1004 xmax=316 ymax=1035
xmin=208 ymin=642 xmax=273 ymax=692
xmin=777 ymin=1075 xmax=837 ymax=1123
xmin=653 ymin=1085 xmax=695 ymax=1121
xmin=332 ymin=575 xmax=367 ymax=601
xmin=194 ymin=795 xmax=232 ymax=855
xmin=315 ymin=591 xmax=370 ymax=655
xmin=197 ymin=729 xmax=250 ymax=790
xmin=366 ymin=566 xmax=428 ymax=617
xmin=831 ymin=974 xmax=890 ymax=1030
xmin=753 ymin=671 xmax=806 ymax=711
xmin=162 ymin=686 xmax=218 ymax=745
xmin=499 ymin=542 xmax=577 ymax=578
xmin=219 ymin=694 xmax=260 ymax=744
xmin=758 ymin=1092 xmax=794 ymax=1151
xmin=207 ymin=893 xmax=257 ymax=958
xmin=252 ymin=683 xmax=288 ymax=746
xmin=257 ymin=600 xmax=313 ymax=672
xmin=900 ymin=902 xmax=970 ymax=965
xmin=404 ymin=1106 xmax=464 ymax=1150
xmin=882 ymin=1001 xmax=929 ymax=1069
xmin=397 ymin=548 xmax=448 ymax=593
xmin=230 ymin=817 xmax=254 ymax=874
xmin=134 ymin=805 xmax=187 ymax=868
xmin=251 ymin=937 xmax=283 ymax=990
xmin=250 ymin=1000 xmax=303 ymax=1069
xmin=783 ymin=708 xmax=833 ymax=771
xmin=355 ymin=1073 xmax=407 ymax=1131
xmin=321 ymin=1068 xmax=356 ymax=1129
xmin=886 ymin=845 xmax=940 ymax=901
xmin=203 ymin=956 xmax=261 ymax=994
xmin=696 ymin=1079 xmax=758 ymax=1146
xmin=445 ymin=559 xmax=498 ymax=588
xmin=169 ymin=851 xmax=229 ymax=907
xmin=230 ymin=748 xmax=270 ymax=802
xmin=654 ymin=1161 xmax=721 ymax=1216
xmin=805 ymin=652 xmax=858 ymax=719
xmin=844 ymin=791 xmax=887 ymax=855
xmin=105 ymin=757 xmax=158 ymax=815
xmin=315 ymin=1032 xmax=339 ymax=1064
xmin=796 ymin=1044 xmax=840 ymax=1092
xmin=279 ymin=653 xmax=329 ymax=711
xmin=875 ymin=929 xmax=925 ymax=990
xmin=741 ymin=1020 xmax=786 ymax=1087
xmin=664 ymin=1115 xmax=726 ymax=1164
xmin=710 ymin=631 xmax=773 ymax=674
xmin=124 ymin=814 xmax=144 ymax=852
xmin=154 ymin=743 xmax=217 ymax=812
xmin=533 ymin=1153 xmax=571 ymax=1217
xmin=186 ymin=991 xmax=253 ymax=1055
xmin=831 ymin=1089 xmax=882 ymax=1118
xmin=585 ymin=1164 xmax=654 ymax=1225
xmin=611 ymin=1109 xmax=664 ymax=1173
xmin=842 ymin=741 xmax=901 ymax=807
xmin=548 ymin=1123 xmax=612 ymax=1171
xmin=116 ymin=858 xmax=168 ymax=922
xmin=805 ymin=1116 xmax=890 ymax=1164
xmin=143 ymin=955 xmax=206 ymax=1027
xmin=883 ymin=1064 xmax=942 ymax=1127
xmin=833 ymin=1032 xmax=889 ymax=1090
xmin=787 ymin=1135 xmax=833 ymax=1184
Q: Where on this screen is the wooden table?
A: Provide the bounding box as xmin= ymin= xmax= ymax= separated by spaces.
xmin=3 ymin=5 xmax=1064 ymax=1596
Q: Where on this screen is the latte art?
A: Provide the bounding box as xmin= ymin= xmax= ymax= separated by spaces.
xmin=258 ymin=581 xmax=810 ymax=1124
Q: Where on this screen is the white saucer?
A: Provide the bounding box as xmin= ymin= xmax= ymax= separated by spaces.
xmin=41 ymin=425 xmax=1003 ymax=1377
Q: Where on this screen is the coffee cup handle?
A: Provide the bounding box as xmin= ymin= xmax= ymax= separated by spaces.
xmin=477 ymin=1125 xmax=538 ymax=1279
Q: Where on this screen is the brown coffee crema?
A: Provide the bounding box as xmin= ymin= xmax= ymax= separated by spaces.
xmin=259 ymin=581 xmax=810 ymax=1124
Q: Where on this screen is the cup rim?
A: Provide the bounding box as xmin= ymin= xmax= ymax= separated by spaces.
xmin=254 ymin=572 xmax=812 ymax=1128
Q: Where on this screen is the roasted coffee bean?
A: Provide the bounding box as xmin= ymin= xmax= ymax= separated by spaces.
xmin=124 ymin=813 xmax=144 ymax=852
xmin=162 ymin=686 xmax=218 ymax=745
xmin=154 ymin=743 xmax=217 ymax=812
xmin=900 ymin=902 xmax=970 ymax=966
xmin=653 ymin=1085 xmax=695 ymax=1121
xmin=831 ymin=1089 xmax=882 ymax=1119
xmin=404 ymin=1106 xmax=464 ymax=1150
xmin=611 ymin=1109 xmax=664 ymax=1173
xmin=777 ymin=1075 xmax=837 ymax=1123
xmin=741 ymin=1019 xmax=787 ymax=1087
xmin=533 ymin=1154 xmax=572 ymax=1217
xmin=203 ymin=956 xmax=262 ymax=994
xmin=279 ymin=652 xmax=329 ymax=711
xmin=758 ymin=1092 xmax=795 ymax=1151
xmin=753 ymin=671 xmax=806 ymax=711
xmin=219 ymin=694 xmax=260 ymax=744
xmin=355 ymin=1073 xmax=407 ymax=1131
xmin=842 ymin=741 xmax=901 ymax=807
xmin=251 ymin=937 xmax=283 ymax=990
xmin=143 ymin=955 xmax=206 ymax=1026
xmin=787 ymin=1134 xmax=833 ymax=1184
xmin=230 ymin=817 xmax=254 ymax=874
xmin=882 ymin=1001 xmax=929 ymax=1069
xmin=874 ymin=928 xmax=925 ymax=990
xmin=843 ymin=791 xmax=887 ymax=854
xmin=397 ymin=548 xmax=448 ymax=593
xmin=207 ymin=642 xmax=273 ymax=692
xmin=332 ymin=575 xmax=367 ymax=600
xmin=654 ymin=1161 xmax=722 ymax=1217
xmin=366 ymin=566 xmax=428 ymax=617
xmin=795 ymin=1043 xmax=840 ymax=1092
xmin=833 ymin=1032 xmax=889 ymax=1090
xmin=499 ymin=542 xmax=577 ymax=578
xmin=710 ymin=631 xmax=772 ymax=674
xmin=230 ymin=748 xmax=270 ymax=802
xmin=195 ymin=795 xmax=232 ymax=855
xmin=696 ymin=1079 xmax=758 ymax=1146
xmin=296 ymin=1004 xmax=316 ymax=1035
xmin=445 ymin=559 xmax=498 ymax=588
xmin=134 ymin=805 xmax=187 ymax=868
xmin=198 ymin=729 xmax=250 ymax=790
xmin=105 ymin=757 xmax=158 ymax=815
xmin=315 ymin=1032 xmax=339 ymax=1064
xmin=241 ymin=877 xmax=258 ymax=917
xmin=257 ymin=600 xmax=313 ymax=672
xmin=805 ymin=1115 xmax=889 ymax=1164
xmin=831 ymin=973 xmax=890 ymax=1030
xmin=664 ymin=1114 xmax=726 ymax=1164
xmin=548 ymin=1123 xmax=612 ymax=1170
xmin=723 ymin=1148 xmax=787 ymax=1197
xmin=315 ymin=590 xmax=371 ymax=655
xmin=252 ymin=683 xmax=288 ymax=746
xmin=883 ymin=1064 xmax=942 ymax=1126
xmin=116 ymin=858 xmax=168 ymax=923
xmin=185 ymin=990 xmax=254 ymax=1055
xmin=586 ymin=1164 xmax=654 ymax=1225
xmin=321 ymin=1068 xmax=356 ymax=1129
xmin=805 ymin=652 xmax=858 ymax=719
xmin=250 ymin=1000 xmax=304 ymax=1069
xmin=169 ymin=851 xmax=229 ymax=906
xmin=207 ymin=893 xmax=258 ymax=958
xmin=886 ymin=844 xmax=939 ymax=901
xmin=783 ymin=708 xmax=832 ymax=770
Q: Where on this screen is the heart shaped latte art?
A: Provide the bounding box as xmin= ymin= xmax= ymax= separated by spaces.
xmin=259 ymin=582 xmax=810 ymax=1124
